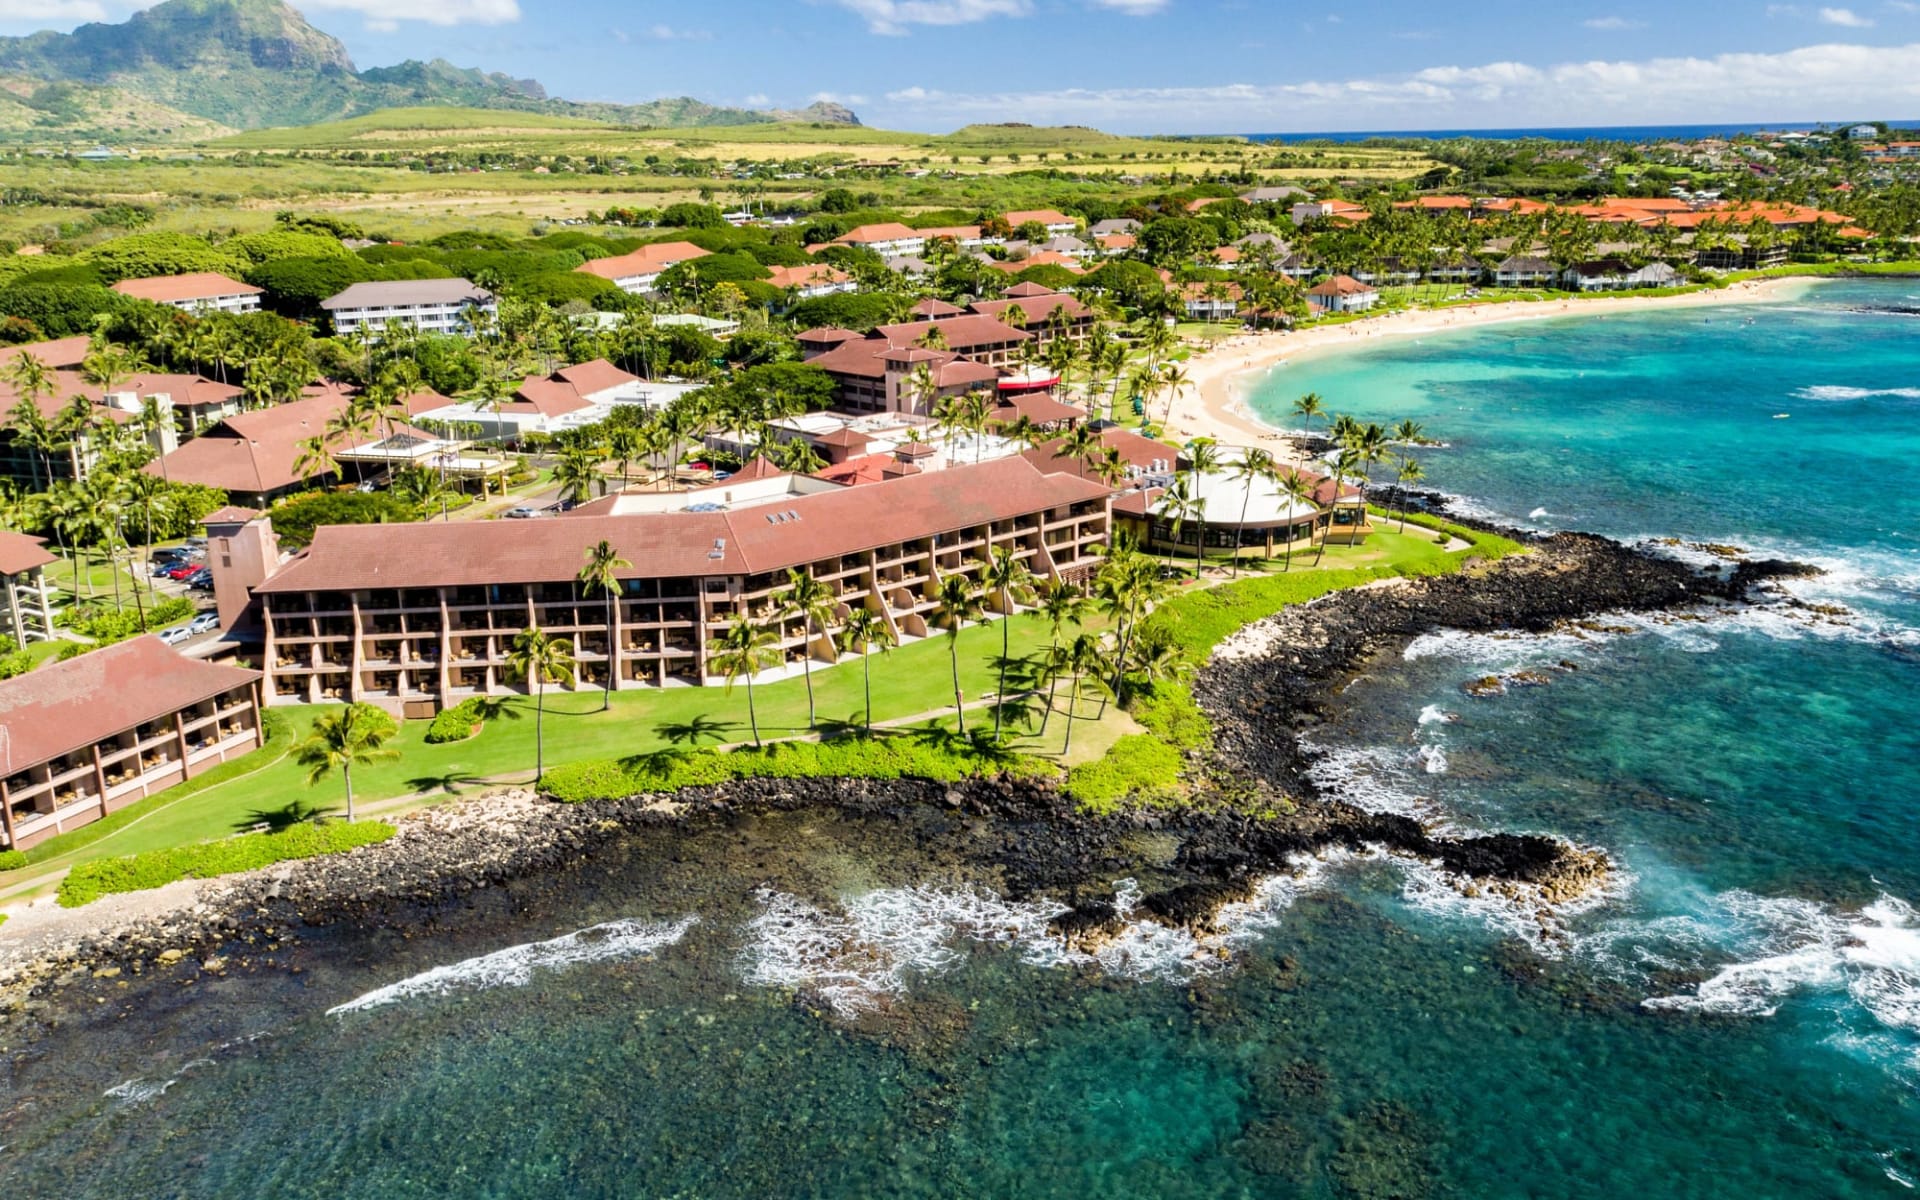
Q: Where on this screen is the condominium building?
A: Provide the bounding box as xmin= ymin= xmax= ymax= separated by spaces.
xmin=573 ymin=242 xmax=711 ymax=296
xmin=110 ymin=272 xmax=264 ymax=315
xmin=0 ymin=637 xmax=264 ymax=852
xmin=249 ymin=457 xmax=1112 ymax=713
xmin=321 ymin=279 xmax=497 ymax=338
xmin=0 ymin=531 xmax=58 ymax=648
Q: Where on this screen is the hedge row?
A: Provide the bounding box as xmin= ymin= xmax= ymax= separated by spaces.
xmin=0 ymin=648 xmax=33 ymax=680
xmin=65 ymin=596 xmax=197 ymax=645
xmin=425 ymin=698 xmax=487 ymax=744
xmin=542 ymin=737 xmax=1052 ymax=803
xmin=57 ymin=821 xmax=396 ymax=908
xmin=0 ymin=849 xmax=27 ymax=872
xmin=1063 ymin=735 xmax=1187 ymax=815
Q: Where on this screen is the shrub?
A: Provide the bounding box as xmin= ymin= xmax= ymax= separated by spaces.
xmin=542 ymin=737 xmax=1053 ymax=803
xmin=57 ymin=821 xmax=397 ymax=908
xmin=0 ymin=849 xmax=28 ymax=872
xmin=1128 ymin=681 xmax=1212 ymax=750
xmin=65 ymin=595 xmax=196 ymax=644
xmin=1064 ymin=735 xmax=1186 ymax=814
xmin=0 ymin=648 xmax=34 ymax=680
xmin=425 ymin=698 xmax=486 ymax=744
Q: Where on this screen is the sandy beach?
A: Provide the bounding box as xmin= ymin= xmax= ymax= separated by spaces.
xmin=1167 ymin=277 xmax=1817 ymax=454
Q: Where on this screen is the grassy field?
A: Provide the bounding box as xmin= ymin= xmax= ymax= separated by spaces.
xmin=0 ymin=110 xmax=1440 ymax=243
xmin=0 ymin=528 xmax=1461 ymax=900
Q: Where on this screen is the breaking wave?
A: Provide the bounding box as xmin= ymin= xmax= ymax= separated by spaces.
xmin=328 ymin=917 xmax=698 ymax=1016
xmin=1792 ymin=385 xmax=1920 ymax=402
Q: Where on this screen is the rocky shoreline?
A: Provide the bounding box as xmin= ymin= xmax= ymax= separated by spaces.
xmin=0 ymin=527 xmax=1818 ymax=1021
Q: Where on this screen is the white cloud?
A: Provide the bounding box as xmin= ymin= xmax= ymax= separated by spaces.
xmin=1583 ymin=15 xmax=1647 ymax=29
xmin=1088 ymin=0 xmax=1168 ymax=12
xmin=831 ymin=0 xmax=1029 ymax=36
xmin=1819 ymin=6 xmax=1874 ymax=24
xmin=811 ymin=90 xmax=870 ymax=105
xmin=0 ymin=0 xmax=108 ymax=19
xmin=875 ymin=41 xmax=1920 ymax=133
xmin=646 ymin=23 xmax=711 ymax=40
xmin=299 ymin=0 xmax=521 ymax=30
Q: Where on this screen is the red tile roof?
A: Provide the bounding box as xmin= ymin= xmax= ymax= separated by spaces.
xmin=836 ymin=223 xmax=921 ymax=245
xmin=575 ymin=242 xmax=710 ymax=282
xmin=201 ymin=505 xmax=262 ymax=525
xmin=0 ymin=636 xmax=259 ymax=771
xmin=1308 ymin=274 xmax=1375 ymax=296
xmin=149 ymin=393 xmax=433 ymax=496
xmin=258 ymin=457 xmax=1109 ymax=593
xmin=0 ymin=530 xmax=57 ymax=576
xmin=0 ymin=336 xmax=89 ymax=370
xmin=909 ymin=298 xmax=965 ymax=318
xmin=766 ymin=263 xmax=850 ymax=290
xmin=1024 ymin=427 xmax=1180 ymax=484
xmin=968 ymin=292 xmax=1090 ymax=327
xmin=110 ymin=272 xmax=262 ymax=304
xmin=1004 ymin=209 xmax=1075 ymax=228
xmin=990 ymin=251 xmax=1084 ymax=274
xmin=872 ymin=314 xmax=1028 ymax=351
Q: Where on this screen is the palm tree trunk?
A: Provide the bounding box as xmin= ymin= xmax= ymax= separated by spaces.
xmin=534 ymin=680 xmax=546 ymax=784
xmin=604 ymin=595 xmax=616 ymax=712
xmin=949 ymin=639 xmax=966 ymax=735
xmin=993 ymin=598 xmax=1010 ymax=741
xmin=862 ymin=655 xmax=873 ymax=735
xmin=1063 ymin=669 xmax=1080 ymax=753
xmin=1038 ymin=636 xmax=1059 ymax=736
xmin=746 ymin=677 xmax=761 ymax=746
xmin=802 ymin=621 xmax=816 ymax=728
xmin=344 ymin=763 xmax=355 ymax=823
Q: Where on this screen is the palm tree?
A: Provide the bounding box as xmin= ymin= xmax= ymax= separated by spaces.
xmin=708 ymin=616 xmax=780 ymax=747
xmin=931 ymin=574 xmax=986 ymax=735
xmin=293 ymin=434 xmax=339 ymax=488
xmin=775 ymin=568 xmax=837 ymax=729
xmin=980 ymin=546 xmax=1035 ymax=741
xmin=1159 ymin=362 xmax=1191 ymax=426
xmin=505 ymin=626 xmax=575 ymax=786
xmin=839 ymin=608 xmax=896 ymax=734
xmin=1057 ymin=422 xmax=1101 ymax=481
xmin=578 ymin=539 xmax=630 ymax=711
xmin=1391 ymin=419 xmax=1426 ymax=447
xmin=1276 ymin=468 xmax=1317 ymax=572
xmin=1227 ymin=447 xmax=1276 ymax=577
xmin=552 ymin=446 xmax=604 ymax=506
xmin=1183 ymin=439 xmax=1220 ymax=578
xmin=1292 ymin=392 xmax=1326 ymax=446
xmin=1393 ymin=454 xmax=1425 ymax=532
xmin=1161 ymin=475 xmax=1203 ymax=579
xmin=1061 ymin=632 xmax=1104 ymax=754
xmin=293 ymin=703 xmax=399 ymax=823
xmin=605 ymin=427 xmax=645 ymax=491
xmin=1032 ymin=579 xmax=1088 ymax=736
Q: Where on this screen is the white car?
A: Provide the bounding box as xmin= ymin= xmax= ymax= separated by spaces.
xmin=157 ymin=625 xmax=193 ymax=646
xmin=504 ymin=506 xmax=540 ymax=519
xmin=188 ymin=612 xmax=221 ymax=635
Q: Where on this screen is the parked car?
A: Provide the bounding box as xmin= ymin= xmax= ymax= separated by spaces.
xmin=504 ymin=506 xmax=539 ymax=519
xmin=157 ymin=625 xmax=192 ymax=646
xmin=185 ymin=569 xmax=213 ymax=590
xmin=183 ymin=537 xmax=207 ymax=549
xmin=164 ymin=563 xmax=200 ymax=581
xmin=188 ymin=612 xmax=220 ymax=635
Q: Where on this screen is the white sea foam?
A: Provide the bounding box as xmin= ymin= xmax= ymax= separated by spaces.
xmin=1418 ymin=744 xmax=1449 ymax=775
xmin=1417 ymin=704 xmax=1456 ymax=726
xmin=328 ymin=917 xmax=698 ymax=1016
xmin=1301 ymin=739 xmax=1442 ymax=822
xmin=1396 ymin=851 xmax=1628 ymax=955
xmin=104 ymin=1078 xmax=176 ymax=1105
xmin=1793 ymin=385 xmax=1920 ymax=402
xmin=1642 ymin=894 xmax=1920 ymax=1047
xmin=738 ymin=861 xmax=1348 ymax=1014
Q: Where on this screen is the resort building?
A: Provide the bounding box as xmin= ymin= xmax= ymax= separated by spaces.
xmin=110 ymin=272 xmax=263 ymax=315
xmin=1181 ymin=282 xmax=1243 ymax=322
xmin=1560 ymin=260 xmax=1681 ymax=291
xmin=573 ymin=242 xmax=712 ymax=296
xmin=0 ymin=375 xmax=136 ymax=488
xmin=247 ymin=456 xmax=1112 ymax=712
xmin=0 ymin=637 xmax=264 ymax=852
xmin=833 ymin=223 xmax=926 ymax=257
xmin=1492 ymin=256 xmax=1558 ymax=287
xmin=1306 ymin=275 xmax=1381 ymax=314
xmin=321 ymin=279 xmax=497 ymax=338
xmin=1112 ymin=458 xmax=1371 ymax=560
xmin=0 ymin=531 xmax=58 ymax=648
xmin=411 ymin=359 xmax=673 ymax=439
xmin=1003 ymin=210 xmax=1079 ymax=236
xmin=765 ymin=263 xmax=857 ymax=299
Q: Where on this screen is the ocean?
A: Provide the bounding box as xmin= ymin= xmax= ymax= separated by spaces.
xmin=1236 ymin=121 xmax=1915 ymax=142
xmin=3 ymin=282 xmax=1918 ymax=1197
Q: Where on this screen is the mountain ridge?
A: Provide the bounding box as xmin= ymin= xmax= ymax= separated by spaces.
xmin=0 ymin=0 xmax=860 ymax=137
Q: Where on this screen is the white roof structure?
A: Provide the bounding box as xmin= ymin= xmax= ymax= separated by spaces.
xmin=1150 ymin=468 xmax=1320 ymax=527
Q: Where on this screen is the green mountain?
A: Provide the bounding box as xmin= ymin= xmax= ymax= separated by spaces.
xmin=0 ymin=0 xmax=859 ymax=136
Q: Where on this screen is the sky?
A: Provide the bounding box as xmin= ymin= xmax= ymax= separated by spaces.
xmin=5 ymin=0 xmax=1920 ymax=133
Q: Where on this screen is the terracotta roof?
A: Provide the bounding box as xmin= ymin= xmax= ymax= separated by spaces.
xmin=990 ymin=251 xmax=1085 ymax=274
xmin=258 ymin=457 xmax=1109 ymax=593
xmin=836 ymin=223 xmax=921 ymax=244
xmin=991 ymin=392 xmax=1085 ymax=426
xmin=797 ymin=327 xmax=863 ymax=345
xmin=1003 ymin=281 xmax=1058 ymax=298
xmin=0 ymin=336 xmax=89 ymax=370
xmin=149 ymin=393 xmax=433 ymax=496
xmin=86 ymin=371 xmax=243 ymax=412
xmin=201 ymin=505 xmax=262 ymax=525
xmin=1004 ymin=210 xmax=1075 ymax=228
xmin=909 ymin=298 xmax=965 ymax=318
xmin=873 ymin=314 xmax=1028 ymax=350
xmin=1024 ymin=427 xmax=1181 ymax=484
xmin=110 ymin=272 xmax=261 ymax=304
xmin=969 ymin=292 xmax=1090 ymax=327
xmin=0 ymin=530 xmax=56 ymax=576
xmin=916 ymin=225 xmax=982 ymax=240
xmin=812 ymin=452 xmax=909 ymax=487
xmin=1308 ymin=274 xmax=1375 ymax=296
xmin=1096 ymin=234 xmax=1138 ymax=250
xmin=0 ymin=637 xmax=259 ymax=772
xmin=508 ymin=379 xmax=598 ymax=419
xmin=575 ymin=242 xmax=710 ymax=281
xmin=766 ymin=263 xmax=850 ymax=290
xmin=0 ymin=370 xmax=134 ymax=425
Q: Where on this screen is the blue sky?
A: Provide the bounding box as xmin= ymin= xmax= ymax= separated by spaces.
xmin=7 ymin=0 xmax=1920 ymax=132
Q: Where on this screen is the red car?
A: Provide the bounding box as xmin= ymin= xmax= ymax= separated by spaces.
xmin=165 ymin=563 xmax=201 ymax=581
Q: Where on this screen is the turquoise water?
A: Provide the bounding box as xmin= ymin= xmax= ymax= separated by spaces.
xmin=5 ymin=283 xmax=1919 ymax=1197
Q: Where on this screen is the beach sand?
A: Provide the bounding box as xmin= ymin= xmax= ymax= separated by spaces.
xmin=1167 ymin=277 xmax=1815 ymax=457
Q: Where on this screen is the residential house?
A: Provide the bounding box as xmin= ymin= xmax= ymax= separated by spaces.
xmin=321 ymin=279 xmax=497 ymax=338
xmin=1306 ymin=275 xmax=1380 ymax=314
xmin=0 ymin=637 xmax=264 ymax=852
xmin=765 ymin=262 xmax=857 ymax=299
xmin=574 ymin=242 xmax=712 ymax=296
xmin=1492 ymin=255 xmax=1558 ymax=287
xmin=111 ymin=272 xmax=263 ymax=314
xmin=1003 ymin=209 xmax=1079 ymax=236
xmin=1291 ymin=199 xmax=1370 ymax=226
xmin=1181 ymin=281 xmax=1244 ymax=322
xmin=1240 ymin=186 xmax=1313 ymax=205
xmin=1560 ymin=260 xmax=1681 ymax=291
xmin=834 ymin=223 xmax=926 ymax=256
